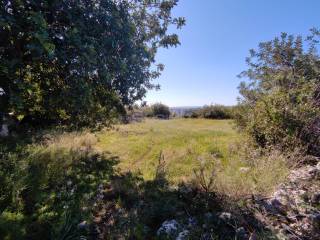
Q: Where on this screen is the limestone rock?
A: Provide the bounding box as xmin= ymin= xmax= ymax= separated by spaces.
xmin=157 ymin=219 xmax=180 ymax=237
xmin=253 ymin=163 xmax=320 ymax=239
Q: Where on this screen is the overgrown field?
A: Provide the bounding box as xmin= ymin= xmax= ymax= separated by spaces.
xmin=0 ymin=118 xmax=290 ymax=239
xmin=96 ymin=119 xmax=288 ymax=197
xmin=97 ymin=119 xmax=236 ymax=182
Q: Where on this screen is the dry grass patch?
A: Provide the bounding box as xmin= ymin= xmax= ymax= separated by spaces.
xmin=212 ymin=147 xmax=289 ymax=198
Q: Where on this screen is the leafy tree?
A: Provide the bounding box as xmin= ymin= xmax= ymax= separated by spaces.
xmin=0 ymin=0 xmax=185 ymax=127
xmin=236 ymin=32 xmax=320 ymax=156
xmin=151 ymin=103 xmax=171 ymax=118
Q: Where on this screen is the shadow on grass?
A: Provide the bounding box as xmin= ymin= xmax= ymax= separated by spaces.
xmin=0 ymin=134 xmax=277 ymax=240
xmin=92 ymin=160 xmax=278 ymax=240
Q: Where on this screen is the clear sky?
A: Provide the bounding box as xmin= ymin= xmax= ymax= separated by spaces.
xmin=145 ymin=0 xmax=320 ymax=107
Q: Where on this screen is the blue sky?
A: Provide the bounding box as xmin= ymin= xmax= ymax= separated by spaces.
xmin=145 ymin=0 xmax=320 ymax=107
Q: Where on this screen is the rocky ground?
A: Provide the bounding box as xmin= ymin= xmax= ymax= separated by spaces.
xmin=91 ymin=161 xmax=320 ymax=239
xmin=155 ymin=161 xmax=320 ymax=240
xmin=250 ymin=161 xmax=320 ymax=240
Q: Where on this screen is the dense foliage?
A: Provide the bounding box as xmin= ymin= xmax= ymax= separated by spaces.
xmin=151 ymin=103 xmax=171 ymax=118
xmin=0 ymin=134 xmax=117 ymax=239
xmin=235 ymin=32 xmax=320 ymax=157
xmin=0 ymin=133 xmax=118 ymax=239
xmin=185 ymin=105 xmax=234 ymax=119
xmin=143 ymin=103 xmax=171 ymax=118
xmin=0 ymin=0 xmax=184 ymax=127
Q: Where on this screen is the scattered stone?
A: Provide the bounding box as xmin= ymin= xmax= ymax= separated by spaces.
xmin=253 ymin=163 xmax=320 ymax=239
xmin=218 ymin=212 xmax=232 ymax=221
xmin=157 ymin=219 xmax=180 ymax=237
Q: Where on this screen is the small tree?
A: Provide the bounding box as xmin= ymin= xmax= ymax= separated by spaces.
xmin=151 ymin=103 xmax=171 ymax=119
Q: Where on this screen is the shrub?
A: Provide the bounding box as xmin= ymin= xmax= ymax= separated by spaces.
xmin=236 ymin=32 xmax=320 ymax=157
xmin=0 ymin=132 xmax=118 ymax=239
xmin=213 ymin=143 xmax=290 ymax=197
xmin=144 ymin=103 xmax=171 ymax=119
xmin=152 ymin=103 xmax=171 ymax=119
xmin=186 ymin=105 xmax=234 ymax=119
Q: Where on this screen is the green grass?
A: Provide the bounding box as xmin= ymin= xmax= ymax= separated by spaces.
xmin=97 ymin=119 xmax=237 ymax=182
xmin=0 ymin=118 xmax=287 ymax=239
xmin=97 ymin=118 xmax=289 ymax=196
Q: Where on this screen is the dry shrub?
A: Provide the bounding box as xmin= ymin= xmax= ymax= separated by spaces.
xmin=189 ymin=141 xmax=290 ymax=199
xmin=214 ymin=143 xmax=290 ymax=198
xmin=192 ymin=156 xmax=216 ymax=193
xmin=43 ymin=131 xmax=98 ymax=151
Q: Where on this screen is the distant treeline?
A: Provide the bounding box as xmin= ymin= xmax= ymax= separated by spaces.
xmin=125 ymin=103 xmax=171 ymax=121
xmin=183 ymin=105 xmax=235 ymax=119
xmin=126 ymin=104 xmax=236 ymax=120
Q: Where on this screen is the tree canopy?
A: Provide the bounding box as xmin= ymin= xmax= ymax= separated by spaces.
xmin=151 ymin=103 xmax=170 ymax=118
xmin=236 ymin=31 xmax=320 ymax=156
xmin=0 ymin=0 xmax=185 ymax=127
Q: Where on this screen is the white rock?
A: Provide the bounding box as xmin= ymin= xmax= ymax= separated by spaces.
xmin=218 ymin=212 xmax=232 ymax=221
xmin=157 ymin=220 xmax=180 ymax=236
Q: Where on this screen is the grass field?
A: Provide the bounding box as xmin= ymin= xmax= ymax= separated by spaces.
xmin=96 ymin=118 xmax=289 ymax=196
xmin=23 ymin=118 xmax=288 ymax=198
xmin=97 ymin=118 xmax=238 ymax=182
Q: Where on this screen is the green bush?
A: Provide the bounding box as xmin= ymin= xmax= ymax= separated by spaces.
xmin=152 ymin=103 xmax=171 ymax=119
xmin=0 ymin=133 xmax=118 ymax=239
xmin=186 ymin=105 xmax=234 ymax=119
xmin=143 ymin=103 xmax=171 ymax=119
xmin=236 ymin=32 xmax=320 ymax=157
